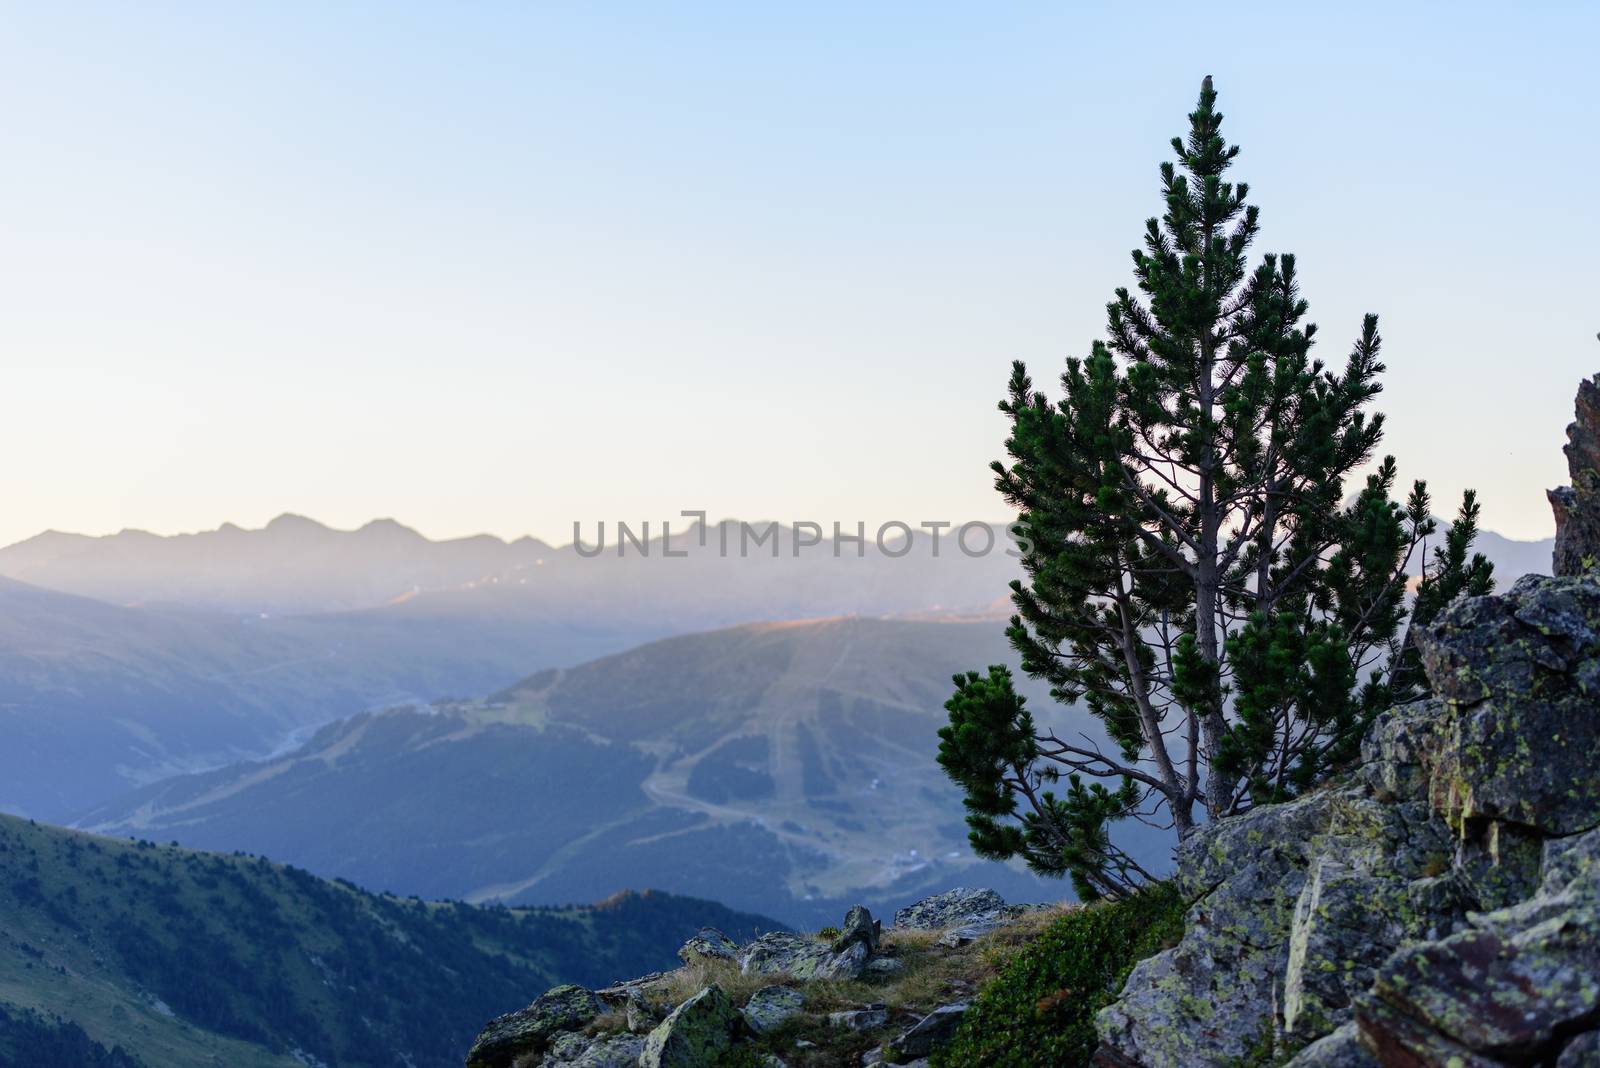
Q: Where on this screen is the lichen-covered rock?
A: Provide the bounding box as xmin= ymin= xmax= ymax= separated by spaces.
xmin=831 ymin=905 xmax=881 ymax=955
xmin=741 ymin=985 xmax=804 ymax=1034
xmin=827 ymin=1005 xmax=888 ymax=1031
xmin=1097 ymin=568 xmax=1600 ymax=1067
xmin=1095 ymin=789 xmax=1340 ymax=1067
xmin=639 ymin=984 xmax=742 ymax=1068
xmin=1356 ymin=825 xmax=1600 ymax=1065
xmin=890 ymin=1002 xmax=968 ymax=1058
xmin=1283 ymin=1023 xmax=1377 ymax=1067
xmin=466 ymin=984 xmax=602 ymax=1068
xmin=1559 ymin=1031 xmax=1600 ymax=1066
xmin=893 ymin=888 xmax=1016 ymax=931
xmin=738 ymin=932 xmax=868 ymax=980
xmin=678 ymin=927 xmax=740 ymax=964
xmin=1415 ymin=574 xmax=1600 ymax=836
xmin=543 ymin=1032 xmax=647 ymax=1068
xmin=1550 ymin=375 xmax=1600 ymax=577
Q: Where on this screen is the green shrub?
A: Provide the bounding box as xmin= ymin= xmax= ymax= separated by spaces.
xmin=713 ymin=1045 xmax=779 ymax=1068
xmin=931 ymin=883 xmax=1185 ymax=1068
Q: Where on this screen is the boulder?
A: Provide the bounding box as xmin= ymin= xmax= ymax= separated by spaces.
xmin=1356 ymin=825 xmax=1600 ymax=1065
xmin=830 ymin=905 xmax=881 ymax=955
xmin=1550 ymin=375 xmax=1600 ymax=577
xmin=1095 ymin=566 xmax=1600 ymax=1067
xmin=1095 ymin=789 xmax=1342 ymax=1067
xmin=678 ymin=927 xmax=739 ymax=964
xmin=1414 ymin=574 xmax=1600 ymax=837
xmin=864 ymin=957 xmax=904 ymax=976
xmin=466 ymin=984 xmax=602 ymax=1068
xmin=890 ymin=1002 xmax=968 ymax=1058
xmin=544 ymin=1032 xmax=647 ymax=1068
xmin=639 ymin=984 xmax=742 ymax=1068
xmin=738 ymin=932 xmax=869 ymax=980
xmin=893 ymin=888 xmax=1017 ymax=931
xmin=742 ymin=985 xmax=805 ymax=1035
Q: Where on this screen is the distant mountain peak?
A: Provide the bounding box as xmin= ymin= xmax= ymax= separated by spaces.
xmin=264 ymin=512 xmax=331 ymax=533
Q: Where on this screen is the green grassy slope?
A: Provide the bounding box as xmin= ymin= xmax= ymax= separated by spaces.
xmin=0 ymin=814 xmax=780 ymax=1068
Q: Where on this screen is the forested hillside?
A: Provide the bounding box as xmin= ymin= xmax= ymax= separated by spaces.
xmin=0 ymin=815 xmax=780 ymax=1068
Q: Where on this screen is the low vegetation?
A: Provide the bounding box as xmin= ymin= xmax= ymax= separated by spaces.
xmin=931 ymin=884 xmax=1186 ymax=1067
xmin=571 ymin=901 xmax=1136 ymax=1067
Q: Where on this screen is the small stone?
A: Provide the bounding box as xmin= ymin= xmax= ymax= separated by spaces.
xmin=742 ymin=985 xmax=805 ymax=1035
xmin=1283 ymin=1023 xmax=1378 ymax=1067
xmin=678 ymin=927 xmax=739 ymax=964
xmin=831 ymin=905 xmax=881 ymax=955
xmin=864 ymin=957 xmax=904 ymax=976
xmin=891 ymin=1002 xmax=968 ymax=1058
xmin=828 ymin=1005 xmax=889 ymax=1031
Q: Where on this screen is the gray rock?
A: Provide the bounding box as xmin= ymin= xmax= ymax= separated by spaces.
xmin=1283 ymin=1023 xmax=1377 ymax=1067
xmin=831 ymin=905 xmax=881 ymax=955
xmin=545 ymin=1032 xmax=590 ymax=1063
xmin=466 ymin=984 xmax=602 ymax=1068
xmin=545 ymin=1033 xmax=647 ymax=1068
xmin=828 ymin=1005 xmax=889 ymax=1031
xmin=893 ymin=888 xmax=1017 ymax=931
xmin=1414 ymin=574 xmax=1600 ymax=837
xmin=1098 ymin=571 xmax=1600 ymax=1068
xmin=738 ymin=932 xmax=869 ymax=980
xmin=639 ymin=984 xmax=742 ymax=1068
xmin=678 ymin=927 xmax=739 ymax=964
xmin=741 ymin=985 xmax=805 ymax=1035
xmin=1357 ymin=826 xmax=1600 ymax=1064
xmin=1559 ymin=1032 xmax=1600 ymax=1067
xmin=936 ymin=917 xmax=1008 ymax=947
xmin=864 ymin=957 xmax=904 ymax=976
xmin=1551 ymin=375 xmax=1600 ymax=577
xmin=1096 ymin=789 xmax=1340 ymax=1067
xmin=626 ymin=988 xmax=660 ymax=1034
xmin=890 ymin=1002 xmax=968 ymax=1058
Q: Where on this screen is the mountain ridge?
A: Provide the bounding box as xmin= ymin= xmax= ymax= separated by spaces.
xmin=0 ymin=813 xmax=782 ymax=1068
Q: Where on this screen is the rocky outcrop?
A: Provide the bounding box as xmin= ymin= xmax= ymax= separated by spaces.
xmin=1551 ymin=375 xmax=1600 ymax=577
xmin=893 ymin=887 xmax=1019 ymax=931
xmin=1095 ymin=570 xmax=1600 ymax=1067
xmin=638 ymin=985 xmax=742 ymax=1068
xmin=737 ymin=931 xmax=871 ymax=981
xmin=466 ymin=984 xmax=603 ymax=1068
xmin=465 ymin=896 xmax=1023 ymax=1066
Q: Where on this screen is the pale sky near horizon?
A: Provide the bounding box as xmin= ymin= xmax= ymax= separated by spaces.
xmin=1 ymin=2 xmax=1595 ymax=548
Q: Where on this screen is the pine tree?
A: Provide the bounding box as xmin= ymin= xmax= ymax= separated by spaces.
xmin=937 ymin=77 xmax=1489 ymax=900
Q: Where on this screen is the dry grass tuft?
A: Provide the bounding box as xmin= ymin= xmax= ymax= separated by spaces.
xmin=651 ymin=956 xmax=775 ymax=1011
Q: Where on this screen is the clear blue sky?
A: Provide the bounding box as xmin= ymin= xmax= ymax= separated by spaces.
xmin=1 ymin=2 xmax=1594 ymax=545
